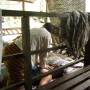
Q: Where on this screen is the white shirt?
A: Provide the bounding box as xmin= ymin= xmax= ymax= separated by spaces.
xmin=14 ymin=27 xmax=52 ymax=68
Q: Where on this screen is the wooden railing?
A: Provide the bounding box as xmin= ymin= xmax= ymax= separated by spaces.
xmin=1 ymin=10 xmax=89 ymax=90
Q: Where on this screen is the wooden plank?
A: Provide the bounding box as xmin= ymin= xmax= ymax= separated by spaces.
xmin=72 ymin=79 xmax=90 ymax=90
xmin=2 ymin=10 xmax=90 ymax=19
xmin=30 ymin=45 xmax=66 ymax=55
xmin=36 ymin=65 xmax=90 ymax=90
xmin=54 ymin=71 xmax=90 ymax=90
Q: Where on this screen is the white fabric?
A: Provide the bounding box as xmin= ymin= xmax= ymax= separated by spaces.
xmin=14 ymin=27 xmax=52 ymax=68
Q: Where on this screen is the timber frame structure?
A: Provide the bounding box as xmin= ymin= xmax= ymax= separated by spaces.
xmin=1 ymin=10 xmax=90 ymax=90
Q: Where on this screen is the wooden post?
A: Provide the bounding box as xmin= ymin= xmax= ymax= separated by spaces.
xmin=21 ymin=14 xmax=32 ymax=90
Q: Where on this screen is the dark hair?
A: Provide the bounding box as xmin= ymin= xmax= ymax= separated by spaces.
xmin=43 ymin=23 xmax=58 ymax=33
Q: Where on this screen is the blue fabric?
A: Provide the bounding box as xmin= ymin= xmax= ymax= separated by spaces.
xmin=32 ymin=66 xmax=40 ymax=77
xmin=32 ymin=66 xmax=41 ymax=85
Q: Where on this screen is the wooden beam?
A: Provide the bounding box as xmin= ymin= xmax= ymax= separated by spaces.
xmin=2 ymin=10 xmax=59 ymax=17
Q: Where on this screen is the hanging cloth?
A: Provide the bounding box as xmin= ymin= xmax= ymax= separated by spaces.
xmin=61 ymin=11 xmax=90 ymax=58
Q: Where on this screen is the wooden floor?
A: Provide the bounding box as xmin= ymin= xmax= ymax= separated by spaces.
xmin=36 ymin=65 xmax=90 ymax=90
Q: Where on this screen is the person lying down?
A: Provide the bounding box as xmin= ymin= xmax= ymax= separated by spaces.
xmin=3 ymin=23 xmax=63 ymax=88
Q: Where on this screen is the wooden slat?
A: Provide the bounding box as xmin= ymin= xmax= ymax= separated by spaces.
xmin=2 ymin=44 xmax=65 ymax=61
xmin=0 ymin=58 xmax=84 ymax=90
xmin=36 ymin=65 xmax=90 ymax=90
xmin=54 ymin=71 xmax=90 ymax=90
xmin=0 ymin=81 xmax=24 ymax=90
xmin=72 ymin=80 xmax=90 ymax=90
xmin=2 ymin=52 xmax=23 ymax=61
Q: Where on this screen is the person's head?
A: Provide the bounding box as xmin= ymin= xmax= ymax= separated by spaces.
xmin=43 ymin=23 xmax=59 ymax=34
